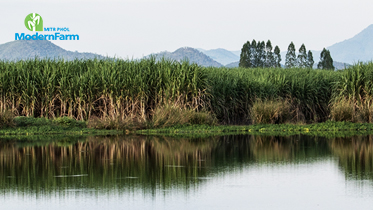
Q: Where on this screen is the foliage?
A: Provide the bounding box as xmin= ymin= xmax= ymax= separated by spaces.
xmin=52 ymin=116 xmax=86 ymax=128
xmin=206 ymin=66 xmax=335 ymax=123
xmin=274 ymin=46 xmax=281 ymax=68
xmin=330 ymin=98 xmax=355 ymax=122
xmin=330 ymin=62 xmax=373 ymax=123
xmin=0 ymin=116 xmax=120 ymax=135
xmin=285 ymin=42 xmax=296 ymax=68
xmin=297 ymin=44 xmax=307 ymax=68
xmin=239 ymin=39 xmax=279 ymax=68
xmin=239 ymin=42 xmax=251 ymax=68
xmin=151 ymin=103 xmax=217 ymax=128
xmin=87 ymin=115 xmax=145 ymax=130
xmin=240 ymin=41 xmax=315 ymax=69
xmin=0 ymin=58 xmax=373 ymax=127
xmin=0 ymin=57 xmax=207 ymax=122
xmin=318 ymin=48 xmax=335 ymax=70
xmin=139 ymin=121 xmax=373 ymax=138
xmin=307 ymin=50 xmax=314 ymax=68
xmin=265 ymin=40 xmax=275 ymax=67
xmin=250 ymin=99 xmax=291 ymax=124
xmin=0 ymin=110 xmax=15 ymax=128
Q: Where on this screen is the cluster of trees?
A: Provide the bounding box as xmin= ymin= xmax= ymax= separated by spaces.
xmin=239 ymin=40 xmax=281 ymax=68
xmin=239 ymin=40 xmax=335 ymax=70
xmin=284 ymin=42 xmax=314 ymax=68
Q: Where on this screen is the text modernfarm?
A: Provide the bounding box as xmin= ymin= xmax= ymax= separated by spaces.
xmin=15 ymin=32 xmax=79 ymax=41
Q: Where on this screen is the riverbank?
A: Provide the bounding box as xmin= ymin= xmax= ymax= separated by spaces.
xmin=137 ymin=121 xmax=373 ymax=138
xmin=2 ymin=116 xmax=373 ymax=138
xmin=0 ymin=116 xmax=121 ymax=135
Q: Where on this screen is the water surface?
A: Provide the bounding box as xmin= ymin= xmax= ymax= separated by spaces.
xmin=1 ymin=134 xmax=373 ymax=209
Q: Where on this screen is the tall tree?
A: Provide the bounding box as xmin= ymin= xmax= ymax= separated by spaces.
xmin=307 ymin=50 xmax=314 ymax=68
xmin=256 ymin=41 xmax=266 ymax=67
xmin=250 ymin=39 xmax=257 ymax=67
xmin=297 ymin=44 xmax=307 ymax=68
xmin=265 ymin=40 xmax=275 ymax=67
xmin=317 ymin=48 xmax=334 ymax=70
xmin=285 ymin=42 xmax=296 ymax=68
xmin=239 ymin=41 xmax=251 ymax=68
xmin=274 ymin=46 xmax=281 ymax=68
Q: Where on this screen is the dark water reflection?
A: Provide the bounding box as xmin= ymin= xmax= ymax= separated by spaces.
xmin=330 ymin=136 xmax=373 ymax=180
xmin=1 ymin=134 xmax=373 ymax=209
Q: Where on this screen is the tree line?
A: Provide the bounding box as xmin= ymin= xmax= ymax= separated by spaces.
xmin=239 ymin=40 xmax=281 ymax=68
xmin=239 ymin=40 xmax=334 ymax=70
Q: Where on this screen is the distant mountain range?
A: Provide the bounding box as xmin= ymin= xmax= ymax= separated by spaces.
xmin=0 ymin=40 xmax=103 ymax=60
xmin=328 ymin=24 xmax=373 ymax=64
xmin=197 ymin=48 xmax=239 ymax=65
xmin=148 ymin=47 xmax=223 ymax=67
xmin=1 ymin=24 xmax=373 ymax=69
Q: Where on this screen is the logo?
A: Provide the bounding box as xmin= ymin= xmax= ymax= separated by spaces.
xmin=16 ymin=13 xmax=79 ymax=41
xmin=24 ymin=13 xmax=43 ymax=31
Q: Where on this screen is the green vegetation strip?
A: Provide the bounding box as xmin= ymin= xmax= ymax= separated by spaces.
xmin=0 ymin=116 xmax=121 ymax=136
xmin=138 ymin=121 xmax=373 ymax=138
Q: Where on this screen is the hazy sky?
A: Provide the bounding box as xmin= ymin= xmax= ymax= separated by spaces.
xmin=2 ymin=0 xmax=373 ymax=58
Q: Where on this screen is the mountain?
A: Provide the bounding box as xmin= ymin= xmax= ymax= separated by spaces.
xmin=4 ymin=23 xmax=373 ymax=68
xmin=327 ymin=24 xmax=373 ymax=64
xmin=0 ymin=40 xmax=103 ymax=60
xmin=149 ymin=47 xmax=223 ymax=67
xmin=332 ymin=61 xmax=351 ymax=70
xmin=197 ymin=48 xmax=239 ymax=65
xmin=231 ymin=50 xmax=241 ymax=57
xmin=225 ymin=61 xmax=239 ymax=68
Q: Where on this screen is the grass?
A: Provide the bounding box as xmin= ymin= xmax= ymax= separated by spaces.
xmin=150 ymin=103 xmax=217 ymax=128
xmin=1 ymin=58 xmax=373 ymax=128
xmin=250 ymin=98 xmax=291 ymax=124
xmin=0 ymin=116 xmax=121 ymax=135
xmin=137 ymin=121 xmax=373 ymax=138
xmin=0 ymin=58 xmax=207 ymax=122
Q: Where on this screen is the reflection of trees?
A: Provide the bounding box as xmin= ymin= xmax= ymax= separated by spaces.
xmin=0 ymin=135 xmax=221 ymax=195
xmin=251 ymin=136 xmax=295 ymax=162
xmin=330 ymin=136 xmax=373 ymax=180
xmin=250 ymin=135 xmax=330 ymax=163
xmin=0 ymin=134 xmax=352 ymax=196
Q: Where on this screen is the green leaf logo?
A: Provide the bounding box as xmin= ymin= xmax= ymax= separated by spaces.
xmin=24 ymin=13 xmax=43 ymax=31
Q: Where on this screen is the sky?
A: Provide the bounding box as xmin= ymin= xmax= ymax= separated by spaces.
xmin=1 ymin=0 xmax=373 ymax=59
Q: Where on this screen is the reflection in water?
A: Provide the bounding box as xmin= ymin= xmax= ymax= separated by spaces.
xmin=250 ymin=135 xmax=330 ymax=163
xmin=0 ymin=135 xmax=221 ymax=195
xmin=330 ymin=136 xmax=373 ymax=180
xmin=0 ymin=134 xmax=372 ymax=196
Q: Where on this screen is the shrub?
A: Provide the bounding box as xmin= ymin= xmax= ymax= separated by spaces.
xmin=0 ymin=110 xmax=15 ymax=128
xmin=87 ymin=115 xmax=147 ymax=130
xmin=189 ymin=110 xmax=217 ymax=125
xmin=14 ymin=116 xmax=45 ymax=127
xmin=355 ymin=99 xmax=373 ymax=123
xmin=53 ymin=117 xmax=86 ymax=128
xmin=330 ymin=98 xmax=355 ymax=122
xmin=250 ymin=99 xmax=291 ymax=124
xmin=151 ymin=103 xmax=217 ymax=128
